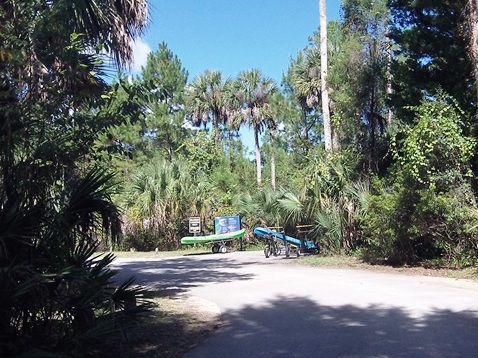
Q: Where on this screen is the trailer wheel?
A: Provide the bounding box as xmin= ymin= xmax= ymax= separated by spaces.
xmin=272 ymin=243 xmax=280 ymax=256
xmin=220 ymin=245 xmax=227 ymax=254
xmin=212 ymin=244 xmax=220 ymax=253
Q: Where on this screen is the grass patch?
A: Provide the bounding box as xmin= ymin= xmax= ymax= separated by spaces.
xmin=103 ymin=243 xmax=262 ymax=260
xmin=299 ymin=254 xmax=365 ymax=267
xmin=99 ymin=247 xmax=211 ymax=259
xmin=298 ymin=254 xmax=478 ymax=281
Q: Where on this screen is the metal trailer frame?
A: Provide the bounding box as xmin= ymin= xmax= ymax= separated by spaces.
xmin=211 ymin=239 xmax=232 ymax=254
xmin=262 ymin=231 xmax=301 ymax=258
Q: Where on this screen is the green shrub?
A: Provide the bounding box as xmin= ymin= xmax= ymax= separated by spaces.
xmin=361 ymin=188 xmax=403 ymax=264
xmin=362 ymin=179 xmax=478 ymax=266
xmin=362 ymin=96 xmax=478 ymax=267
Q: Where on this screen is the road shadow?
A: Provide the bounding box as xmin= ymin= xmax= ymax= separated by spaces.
xmin=186 ymin=295 xmax=478 ymax=358
xmin=111 ymin=256 xmax=255 ymax=295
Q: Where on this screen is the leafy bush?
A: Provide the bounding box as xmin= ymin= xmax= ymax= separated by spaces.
xmin=361 ymin=187 xmax=401 ymax=263
xmin=0 ymin=170 xmax=150 ymax=357
xmin=362 ymin=182 xmax=478 ymax=266
xmin=362 ymin=96 xmax=478 ymax=266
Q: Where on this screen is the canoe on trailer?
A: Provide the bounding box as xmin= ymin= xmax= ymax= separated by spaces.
xmin=253 ymin=226 xmax=319 ymax=255
xmin=180 ymin=229 xmax=246 ymax=245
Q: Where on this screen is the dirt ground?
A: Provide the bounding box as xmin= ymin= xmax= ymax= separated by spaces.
xmin=121 ymin=295 xmax=222 ymax=358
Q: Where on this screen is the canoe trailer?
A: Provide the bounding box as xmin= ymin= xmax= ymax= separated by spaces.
xmin=211 ymin=240 xmax=229 ymax=254
xmin=253 ymin=226 xmax=320 ymax=258
xmin=265 ymin=234 xmax=299 ymax=258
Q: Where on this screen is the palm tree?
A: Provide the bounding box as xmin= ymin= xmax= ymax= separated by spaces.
xmin=288 ymin=49 xmax=321 ymax=110
xmin=0 ymin=2 xmax=150 ymax=355
xmin=52 ymin=0 xmax=149 ymax=68
xmin=233 ymin=69 xmax=277 ymax=185
xmin=267 ymin=92 xmax=290 ymax=191
xmin=236 ymin=188 xmax=285 ymax=228
xmin=1 ymin=0 xmax=148 ymax=105
xmin=122 ymin=160 xmax=210 ymax=249
xmin=185 ymin=70 xmax=230 ymax=145
xmin=0 ymin=0 xmax=149 ymax=190
xmin=286 ymin=49 xmax=321 ymax=153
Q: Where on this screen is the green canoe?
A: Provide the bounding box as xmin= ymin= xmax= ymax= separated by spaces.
xmin=180 ymin=229 xmax=246 ymax=245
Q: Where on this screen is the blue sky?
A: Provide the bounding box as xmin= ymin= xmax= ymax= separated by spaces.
xmin=130 ymin=1 xmax=342 ymax=154
xmin=132 ymin=0 xmax=342 ymax=83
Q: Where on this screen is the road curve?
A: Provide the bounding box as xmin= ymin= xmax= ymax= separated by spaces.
xmin=113 ymin=251 xmax=478 ymax=358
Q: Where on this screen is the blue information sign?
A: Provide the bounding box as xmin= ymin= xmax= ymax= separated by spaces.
xmin=214 ymin=215 xmax=241 ymax=234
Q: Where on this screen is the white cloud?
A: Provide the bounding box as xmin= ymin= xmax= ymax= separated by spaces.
xmin=132 ymin=38 xmax=152 ymax=72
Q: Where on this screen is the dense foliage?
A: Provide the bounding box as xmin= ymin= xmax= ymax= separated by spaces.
xmin=99 ymin=1 xmax=478 ymax=270
xmin=3 ymin=0 xmax=478 ymax=353
xmin=0 ymin=0 xmax=150 ymax=356
xmin=363 ymin=97 xmax=478 ymax=265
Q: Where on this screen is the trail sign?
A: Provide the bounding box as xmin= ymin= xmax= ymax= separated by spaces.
xmin=189 ymin=217 xmax=201 ymax=234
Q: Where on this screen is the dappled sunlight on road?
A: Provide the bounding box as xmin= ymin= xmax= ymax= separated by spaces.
xmin=112 ymin=252 xmax=478 ymax=358
xmin=188 ymin=295 xmax=478 ymax=358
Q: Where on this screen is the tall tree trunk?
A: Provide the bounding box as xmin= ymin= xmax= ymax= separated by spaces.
xmin=468 ymin=0 xmax=478 ymax=103
xmin=319 ymin=0 xmax=332 ymax=151
xmin=370 ymin=87 xmax=376 ymax=169
xmin=385 ymin=15 xmax=393 ymax=125
xmin=270 ymin=139 xmax=276 ymax=190
xmin=254 ymin=128 xmax=262 ymax=185
xmin=270 ymin=154 xmax=276 ymax=190
xmin=213 ymin=110 xmax=221 ymax=145
xmin=332 ymin=127 xmax=340 ymax=150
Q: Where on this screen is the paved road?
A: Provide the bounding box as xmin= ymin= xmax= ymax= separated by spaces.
xmin=113 ymin=251 xmax=478 ymax=357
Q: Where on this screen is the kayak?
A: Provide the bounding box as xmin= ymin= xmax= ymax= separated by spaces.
xmin=180 ymin=229 xmax=246 ymax=245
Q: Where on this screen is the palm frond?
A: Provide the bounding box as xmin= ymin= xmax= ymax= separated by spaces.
xmin=278 ymin=192 xmax=304 ymax=225
xmin=314 ymin=207 xmax=343 ymax=253
xmin=58 ymin=0 xmax=149 ymax=67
